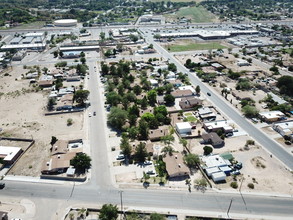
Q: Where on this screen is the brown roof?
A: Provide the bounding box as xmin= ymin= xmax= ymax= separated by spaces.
xmin=51 ymin=140 xmax=69 ymax=155
xmin=38 ymin=80 xmax=53 ymax=87
xmin=145 ymin=142 xmax=154 ymax=154
xmin=202 ymin=132 xmax=224 ymax=146
xmin=60 ymin=93 xmax=74 ymax=105
xmin=179 ymin=97 xmax=202 ymax=109
xmin=171 ymin=89 xmax=194 ymax=98
xmin=163 ymin=153 xmax=190 ymax=178
xmin=42 ymin=152 xmax=76 ymax=173
xmin=148 ymin=126 xmax=169 ymax=141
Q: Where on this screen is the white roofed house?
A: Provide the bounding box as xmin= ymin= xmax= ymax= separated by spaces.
xmin=176 ymin=122 xmax=192 ymax=135
xmin=0 ymin=146 xmax=23 ymax=165
xmin=259 ymin=111 xmax=286 ymax=123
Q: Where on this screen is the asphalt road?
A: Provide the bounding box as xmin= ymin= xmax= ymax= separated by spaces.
xmin=1 ymin=22 xmax=293 ymax=220
xmin=140 ymin=30 xmax=293 ymax=171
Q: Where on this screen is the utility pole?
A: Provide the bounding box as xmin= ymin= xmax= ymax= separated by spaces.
xmin=227 ymin=198 xmax=233 ymax=219
xmin=119 ymin=190 xmax=124 ymax=220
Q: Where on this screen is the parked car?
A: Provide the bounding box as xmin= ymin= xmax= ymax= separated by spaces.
xmin=231 ymin=170 xmax=240 ymax=175
xmin=235 ymin=162 xmax=243 ymax=170
xmin=225 ymin=133 xmax=233 ymax=137
xmin=144 ymin=161 xmax=153 ymax=166
xmin=207 ymin=92 xmax=211 ymax=96
xmin=116 ymin=154 xmax=125 ymax=160
xmin=146 ymin=170 xmax=155 ymax=175
xmin=93 ymin=111 xmax=96 ymax=116
xmin=88 ymin=113 xmax=92 ymax=117
xmin=0 ymin=182 xmax=5 ymax=189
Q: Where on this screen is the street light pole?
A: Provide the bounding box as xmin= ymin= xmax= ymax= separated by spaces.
xmin=119 ymin=190 xmax=124 ymax=220
xmin=227 ymin=198 xmax=233 ymax=219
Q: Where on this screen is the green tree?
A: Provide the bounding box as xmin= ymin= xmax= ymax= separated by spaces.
xmin=127 ymin=126 xmax=139 ymax=140
xmin=276 ymin=75 xmax=293 ymax=96
xmin=55 ymin=78 xmax=63 ymax=90
xmin=150 ymin=213 xmax=165 ymax=220
xmin=164 ymin=94 xmax=175 ymax=105
xmin=53 ymin=51 xmax=58 ymax=58
xmin=129 ymin=34 xmax=138 ymax=42
xmin=138 ymin=118 xmax=149 ymax=140
xmin=140 ymin=97 xmax=148 ymax=109
xmin=184 ymin=154 xmax=199 ymax=168
xmin=120 ymin=136 xmax=131 ymax=158
xmin=101 ymin=64 xmax=109 ymax=75
xmin=180 ymin=138 xmax=188 ymax=149
xmin=242 ymin=105 xmax=259 ymax=117
xmin=203 ymin=146 xmax=213 ymax=155
xmin=106 ymin=91 xmax=121 ymax=106
xmin=147 ymin=89 xmax=157 ymax=106
xmin=168 ymin=63 xmax=177 ymax=72
xmin=108 ymin=107 xmax=128 ymax=130
xmin=99 ymin=204 xmax=118 ymax=220
xmin=74 ymin=90 xmax=90 ymax=105
xmin=50 ymin=136 xmax=58 ymax=146
xmin=134 ymin=142 xmax=148 ymax=163
xmin=195 ymin=85 xmax=200 ymax=95
xmin=133 ymin=85 xmax=142 ymax=95
xmin=70 ymin=153 xmax=91 ymax=172
xmin=80 ymin=57 xmax=86 ymax=64
xmin=100 ymin=32 xmax=106 ymax=41
xmin=160 ymin=135 xmax=174 ymax=147
xmin=47 ymin=97 xmax=56 ymax=111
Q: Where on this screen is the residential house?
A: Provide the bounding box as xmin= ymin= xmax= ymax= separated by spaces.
xmin=198 ymin=107 xmax=216 ymax=121
xmin=0 ymin=146 xmax=23 ymax=165
xmin=171 ymin=89 xmax=194 ymax=98
xmin=179 ymin=97 xmax=202 ymax=110
xmin=176 ymin=122 xmax=192 ymax=135
xmin=232 ymin=90 xmax=250 ymax=101
xmin=163 ymin=154 xmax=190 ymax=179
xmin=41 ymin=152 xmax=77 ymax=175
xmin=259 ymin=111 xmax=286 ymax=123
xmin=148 ymin=126 xmax=169 ymax=141
xmin=201 ymin=132 xmax=224 ymax=147
xmin=203 ymin=120 xmax=233 ymax=133
xmin=272 ymin=120 xmax=293 ymax=136
xmin=139 ymin=108 xmax=154 ymax=116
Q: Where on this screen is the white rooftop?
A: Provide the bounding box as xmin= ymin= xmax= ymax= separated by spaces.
xmin=204 ymin=120 xmax=229 ymax=129
xmin=0 ymin=146 xmax=22 ymax=161
xmin=202 ymin=154 xmax=228 ymax=168
xmin=179 ymin=85 xmax=195 ymax=94
xmin=259 ymin=111 xmax=285 ymax=119
xmin=176 ymin=122 xmax=192 ymax=130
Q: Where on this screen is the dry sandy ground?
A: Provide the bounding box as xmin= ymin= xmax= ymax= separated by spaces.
xmin=0 ymin=65 xmax=85 ymax=176
xmin=190 ymin=135 xmax=293 ymax=194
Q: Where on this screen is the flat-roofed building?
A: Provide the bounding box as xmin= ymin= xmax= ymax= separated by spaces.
xmin=203 ymin=120 xmax=233 ymax=133
xmin=0 ymin=146 xmax=23 ymax=164
xmin=259 ymin=111 xmax=285 ymax=123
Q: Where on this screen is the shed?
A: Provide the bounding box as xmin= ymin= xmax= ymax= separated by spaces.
xmin=176 ymin=122 xmax=192 ymax=134
xmin=211 ymin=171 xmax=226 ymax=182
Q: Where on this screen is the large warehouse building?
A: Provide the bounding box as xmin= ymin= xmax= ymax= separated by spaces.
xmin=54 ymin=19 xmax=78 ymax=27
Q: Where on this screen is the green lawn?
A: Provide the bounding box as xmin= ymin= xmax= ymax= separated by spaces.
xmin=184 ymin=112 xmax=193 ymax=116
xmin=166 ymin=6 xmax=216 ymax=23
xmin=186 ymin=115 xmax=197 ymax=122
xmin=167 ymin=42 xmax=227 ymax=52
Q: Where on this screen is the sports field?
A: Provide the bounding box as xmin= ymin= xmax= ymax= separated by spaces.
xmin=166 ymin=41 xmax=227 ymax=52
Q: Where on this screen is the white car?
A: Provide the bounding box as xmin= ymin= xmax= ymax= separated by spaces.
xmin=116 ymin=154 xmax=125 ymax=160
xmin=88 ymin=113 xmax=92 ymax=117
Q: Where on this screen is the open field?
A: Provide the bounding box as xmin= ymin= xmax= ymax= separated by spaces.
xmin=164 ymin=40 xmax=227 ymax=52
xmin=165 ymin=6 xmax=216 ymax=23
xmin=0 ymin=65 xmax=85 ymax=176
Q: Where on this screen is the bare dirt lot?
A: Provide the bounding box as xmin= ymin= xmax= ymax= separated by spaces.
xmin=0 ymin=65 xmax=85 ymax=176
xmin=190 ymin=134 xmax=293 ymax=194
